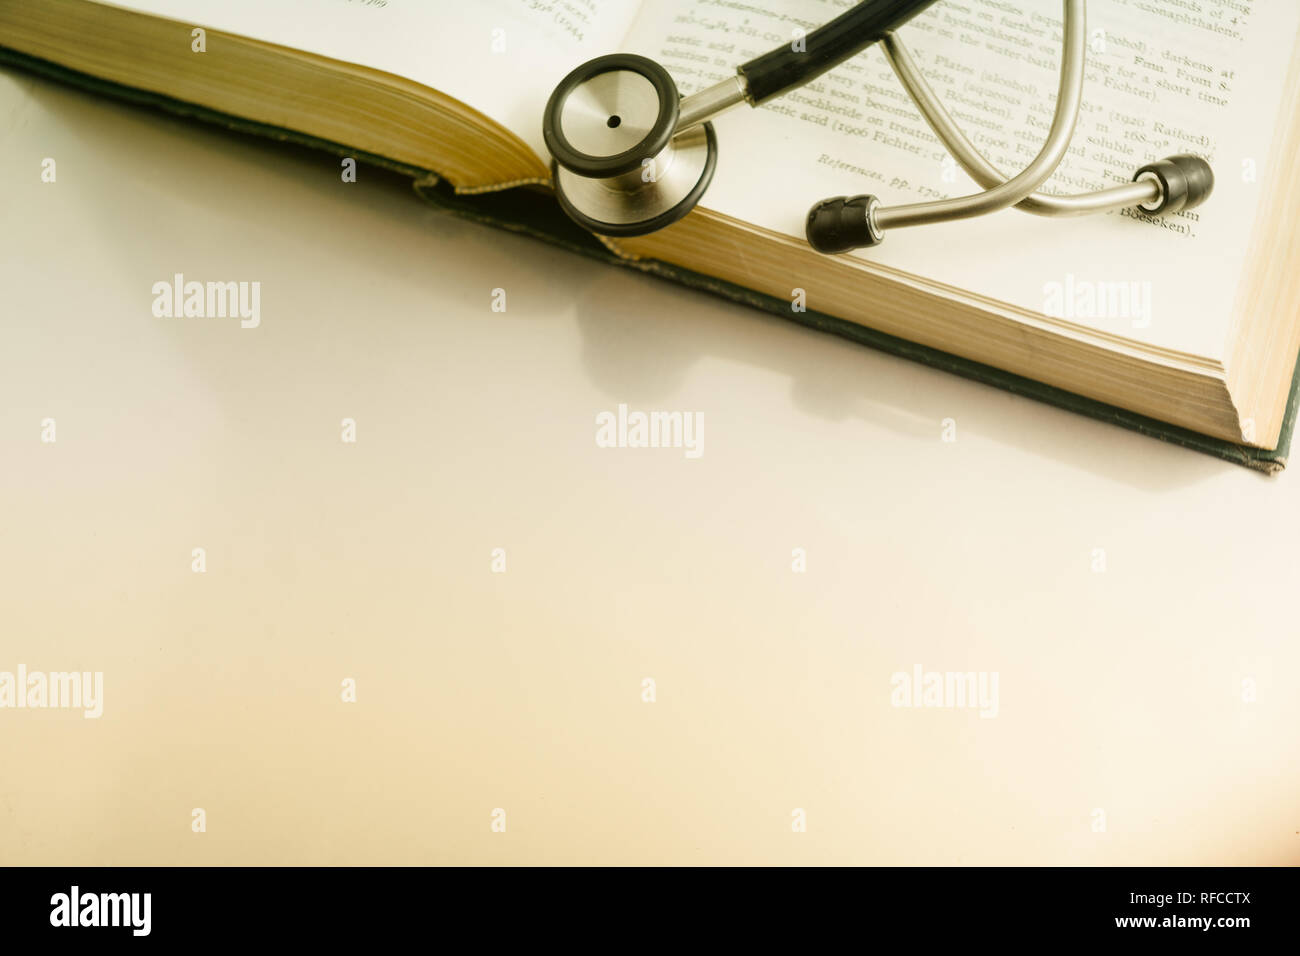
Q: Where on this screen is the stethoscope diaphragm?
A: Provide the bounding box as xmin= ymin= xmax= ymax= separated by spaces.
xmin=543 ymin=54 xmax=718 ymax=238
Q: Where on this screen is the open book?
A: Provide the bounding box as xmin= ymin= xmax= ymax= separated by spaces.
xmin=5 ymin=0 xmax=1299 ymax=468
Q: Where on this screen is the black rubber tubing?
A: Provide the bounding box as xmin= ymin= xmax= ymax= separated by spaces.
xmin=739 ymin=0 xmax=941 ymax=105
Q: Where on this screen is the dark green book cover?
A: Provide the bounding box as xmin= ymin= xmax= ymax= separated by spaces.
xmin=3 ymin=45 xmax=1294 ymax=473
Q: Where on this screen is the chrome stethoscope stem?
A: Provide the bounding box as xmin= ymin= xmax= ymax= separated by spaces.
xmin=873 ymin=0 xmax=1088 ymax=232
xmin=677 ymin=75 xmax=749 ymax=132
xmin=880 ymin=24 xmax=1162 ymax=216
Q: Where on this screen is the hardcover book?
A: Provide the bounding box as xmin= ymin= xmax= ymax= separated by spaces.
xmin=4 ymin=0 xmax=1298 ymax=470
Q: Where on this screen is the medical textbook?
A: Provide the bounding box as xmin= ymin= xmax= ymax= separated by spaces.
xmin=3 ymin=0 xmax=1298 ymax=471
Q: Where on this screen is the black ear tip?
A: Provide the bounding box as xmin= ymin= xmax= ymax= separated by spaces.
xmin=805 ymin=195 xmax=881 ymax=255
xmin=1166 ymin=154 xmax=1215 ymax=202
xmin=1134 ymin=154 xmax=1215 ymax=215
xmin=1171 ymin=153 xmax=1214 ymax=183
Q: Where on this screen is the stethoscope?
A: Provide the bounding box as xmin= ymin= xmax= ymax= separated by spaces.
xmin=542 ymin=0 xmax=1214 ymax=253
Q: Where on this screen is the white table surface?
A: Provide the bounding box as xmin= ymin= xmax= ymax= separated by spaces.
xmin=2 ymin=67 xmax=1297 ymax=865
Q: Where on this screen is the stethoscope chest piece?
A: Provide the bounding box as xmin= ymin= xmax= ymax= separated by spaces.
xmin=543 ymin=54 xmax=717 ymax=237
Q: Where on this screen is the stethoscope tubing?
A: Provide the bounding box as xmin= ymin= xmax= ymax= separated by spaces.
xmin=738 ymin=0 xmax=941 ymax=104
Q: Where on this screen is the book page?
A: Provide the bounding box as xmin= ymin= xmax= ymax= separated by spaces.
xmin=621 ymin=0 xmax=1300 ymax=359
xmin=107 ymin=0 xmax=643 ymax=159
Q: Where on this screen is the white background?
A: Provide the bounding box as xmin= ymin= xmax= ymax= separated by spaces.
xmin=1 ymin=67 xmax=1297 ymax=865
